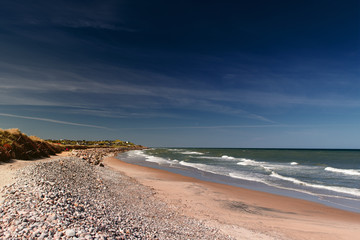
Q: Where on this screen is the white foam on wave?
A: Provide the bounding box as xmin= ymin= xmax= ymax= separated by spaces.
xmin=180 ymin=151 xmax=204 ymax=155
xmin=145 ymin=155 xmax=173 ymax=164
xmin=270 ymin=171 xmax=360 ymax=197
xmin=237 ymin=158 xmax=260 ymax=166
xmin=231 ymin=171 xmax=359 ymax=201
xmin=179 ymin=161 xmax=217 ymax=174
xmin=290 ymin=162 xmax=298 ymax=165
xmin=262 ymin=165 xmax=273 ymax=172
xmin=197 ymin=155 xmax=237 ymax=161
xmin=196 ymin=156 xmax=223 ymax=160
xmin=127 ymin=150 xmax=146 ymax=158
xmin=229 ymin=172 xmax=267 ymax=184
xmin=236 ymin=158 xmax=275 ymax=173
xmin=324 ymin=167 xmax=360 ymax=176
xmin=167 ymin=148 xmax=182 ymax=152
xmin=128 ymin=150 xmax=175 ymax=165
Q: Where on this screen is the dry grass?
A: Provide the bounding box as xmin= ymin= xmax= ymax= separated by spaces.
xmin=0 ymin=129 xmax=64 ymax=162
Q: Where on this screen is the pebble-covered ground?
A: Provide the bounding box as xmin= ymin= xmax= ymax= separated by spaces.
xmin=0 ymin=157 xmax=232 ymax=239
xmin=70 ymin=148 xmax=140 ymax=166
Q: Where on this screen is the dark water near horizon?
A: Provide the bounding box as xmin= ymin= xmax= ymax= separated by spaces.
xmin=116 ymin=148 xmax=360 ymax=213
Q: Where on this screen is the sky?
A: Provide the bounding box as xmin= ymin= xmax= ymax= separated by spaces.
xmin=0 ymin=0 xmax=359 ymax=148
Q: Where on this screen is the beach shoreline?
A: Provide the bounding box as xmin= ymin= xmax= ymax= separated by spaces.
xmin=119 ymin=148 xmax=360 ymax=213
xmin=104 ymin=156 xmax=360 ymax=240
xmin=1 ymin=150 xmax=359 ymax=239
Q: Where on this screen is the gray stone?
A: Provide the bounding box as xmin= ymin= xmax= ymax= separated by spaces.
xmin=65 ymin=229 xmax=76 ymax=237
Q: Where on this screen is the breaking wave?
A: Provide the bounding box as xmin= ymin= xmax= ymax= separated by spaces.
xmin=237 ymin=158 xmax=261 ymax=166
xmin=180 ymin=151 xmax=204 ymax=155
xmin=270 ymin=171 xmax=360 ymax=197
xmin=324 ymin=167 xmax=360 ymax=176
xmin=179 ymin=161 xmax=217 ymax=174
xmin=229 ymin=172 xmax=267 ymax=184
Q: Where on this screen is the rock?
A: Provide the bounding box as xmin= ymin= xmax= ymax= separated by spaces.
xmin=65 ymin=228 xmax=76 ymax=237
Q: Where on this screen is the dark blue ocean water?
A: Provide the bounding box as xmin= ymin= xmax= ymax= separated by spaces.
xmin=116 ymin=148 xmax=360 ymax=213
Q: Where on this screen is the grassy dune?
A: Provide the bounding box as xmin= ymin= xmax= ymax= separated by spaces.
xmin=0 ymin=129 xmax=64 ymax=162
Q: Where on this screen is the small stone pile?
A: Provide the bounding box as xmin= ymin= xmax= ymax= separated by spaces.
xmin=70 ymin=148 xmax=130 ymax=165
xmin=0 ymin=157 xmax=232 ymax=239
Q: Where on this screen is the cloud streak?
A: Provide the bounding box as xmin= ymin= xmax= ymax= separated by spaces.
xmin=1 ymin=60 xmax=360 ymax=127
xmin=116 ymin=124 xmax=284 ymax=130
xmin=0 ymin=113 xmax=109 ymax=129
xmin=2 ymin=60 xmax=359 ymax=109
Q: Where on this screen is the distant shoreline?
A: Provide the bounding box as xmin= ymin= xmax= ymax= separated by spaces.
xmin=155 ymin=147 xmax=360 ymax=151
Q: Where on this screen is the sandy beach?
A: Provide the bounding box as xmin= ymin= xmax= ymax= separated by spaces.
xmin=1 ymin=151 xmax=359 ymax=239
xmin=104 ymin=156 xmax=360 ymax=240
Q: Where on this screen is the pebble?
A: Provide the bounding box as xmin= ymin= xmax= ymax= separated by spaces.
xmin=66 ymin=228 xmax=76 ymax=237
xmin=70 ymin=147 xmax=143 ymax=166
xmin=0 ymin=156 xmax=232 ymax=239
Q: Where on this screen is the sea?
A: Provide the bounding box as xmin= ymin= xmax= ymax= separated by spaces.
xmin=116 ymin=148 xmax=360 ymax=213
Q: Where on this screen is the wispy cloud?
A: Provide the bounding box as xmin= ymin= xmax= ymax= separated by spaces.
xmin=0 ymin=113 xmax=109 ymax=129
xmin=2 ymin=60 xmax=358 ymax=107
xmin=160 ymin=96 xmax=274 ymax=123
xmin=117 ymin=122 xmax=359 ymax=130
xmin=231 ymin=91 xmax=360 ymax=108
xmin=117 ymin=124 xmax=284 ymax=130
xmin=0 ymin=91 xmax=62 ymax=106
xmin=2 ymin=60 xmax=359 ymax=125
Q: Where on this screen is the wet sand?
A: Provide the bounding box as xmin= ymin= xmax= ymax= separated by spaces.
xmin=104 ymin=156 xmax=360 ymax=240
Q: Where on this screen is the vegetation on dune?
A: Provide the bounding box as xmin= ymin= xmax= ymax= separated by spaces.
xmin=47 ymin=139 xmax=141 ymax=149
xmin=0 ymin=128 xmax=145 ymax=162
xmin=0 ymin=129 xmax=64 ymax=162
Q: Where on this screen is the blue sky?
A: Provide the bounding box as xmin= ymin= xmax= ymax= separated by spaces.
xmin=0 ymin=0 xmax=359 ymax=148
